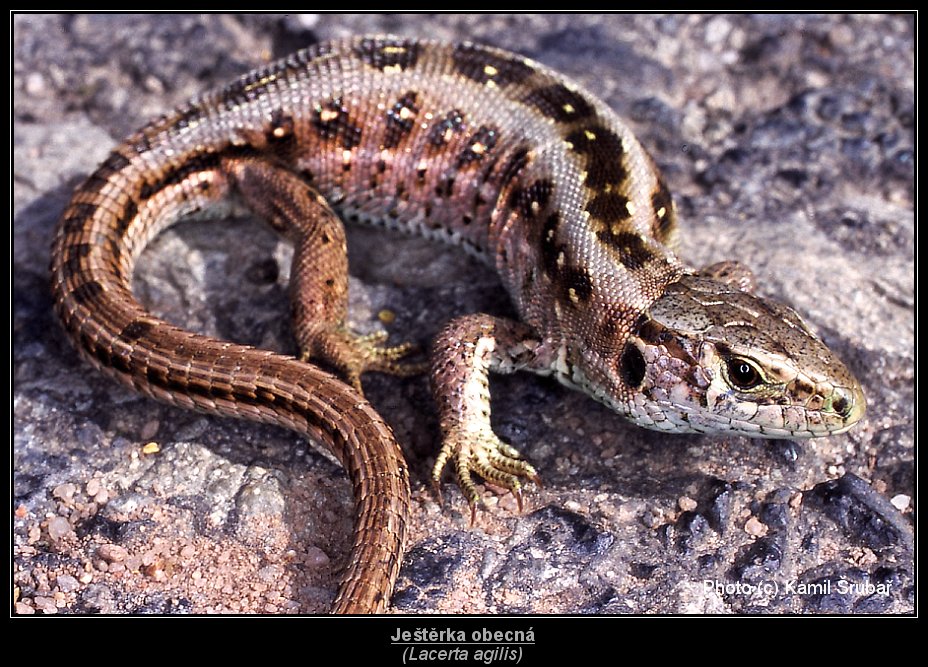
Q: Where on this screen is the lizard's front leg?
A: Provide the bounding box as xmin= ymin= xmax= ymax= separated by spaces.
xmin=431 ymin=313 xmax=552 ymax=519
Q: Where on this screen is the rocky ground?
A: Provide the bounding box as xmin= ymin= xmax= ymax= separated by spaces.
xmin=13 ymin=13 xmax=914 ymax=615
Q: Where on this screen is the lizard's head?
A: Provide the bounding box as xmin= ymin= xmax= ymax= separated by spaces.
xmin=583 ymin=274 xmax=865 ymax=438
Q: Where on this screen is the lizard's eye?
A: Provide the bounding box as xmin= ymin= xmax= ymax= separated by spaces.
xmin=726 ymin=357 xmax=763 ymax=390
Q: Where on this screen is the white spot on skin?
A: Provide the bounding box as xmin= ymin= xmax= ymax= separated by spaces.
xmin=483 ymin=64 xmax=499 ymax=77
xmin=319 ymin=108 xmax=340 ymax=122
xmin=584 ymin=129 xmax=597 ymax=141
xmin=626 ymin=200 xmax=637 ymax=216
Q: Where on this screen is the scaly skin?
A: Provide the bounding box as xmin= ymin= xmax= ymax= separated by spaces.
xmin=50 ymin=36 xmax=865 ymax=613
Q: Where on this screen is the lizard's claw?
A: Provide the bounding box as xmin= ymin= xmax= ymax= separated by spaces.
xmin=431 ymin=427 xmax=539 ymax=521
xmin=300 ymin=327 xmax=427 ymax=394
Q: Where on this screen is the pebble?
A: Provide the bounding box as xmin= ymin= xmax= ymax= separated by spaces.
xmin=55 ymin=574 xmax=79 ymax=593
xmin=140 ymin=419 xmax=160 ymax=440
xmin=52 ymin=483 xmax=77 ymax=502
xmin=24 ymin=71 xmax=46 ymax=96
xmin=377 ymin=309 xmax=396 ymax=325
xmin=14 ymin=601 xmax=35 ymax=615
xmin=141 ymin=441 xmax=161 ymax=455
xmin=86 ymin=478 xmax=102 ymax=497
xmin=304 ymin=546 xmax=331 ymax=568
xmin=890 ymin=494 xmax=911 ymax=511
xmin=678 ymin=496 xmax=698 ymax=512
xmin=97 ymin=543 xmax=128 ymax=563
xmin=34 ymin=596 xmax=58 ymax=614
xmin=744 ymin=516 xmax=768 ymax=537
xmin=47 ymin=516 xmax=72 ymax=542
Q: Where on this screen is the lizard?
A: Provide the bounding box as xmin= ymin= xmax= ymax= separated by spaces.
xmin=50 ymin=36 xmax=866 ymax=613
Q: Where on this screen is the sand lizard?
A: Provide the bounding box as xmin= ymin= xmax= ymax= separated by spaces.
xmin=50 ymin=36 xmax=866 ymax=613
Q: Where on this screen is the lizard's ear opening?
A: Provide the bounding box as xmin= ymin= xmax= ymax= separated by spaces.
xmin=620 ymin=342 xmax=646 ymax=389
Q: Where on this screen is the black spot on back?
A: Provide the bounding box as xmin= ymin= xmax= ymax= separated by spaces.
xmin=508 ymin=178 xmax=552 ymax=220
xmin=356 ymin=37 xmax=420 ymax=71
xmin=596 ymin=231 xmax=656 ymax=271
xmin=452 ymin=44 xmax=535 ymax=86
xmin=563 ymin=267 xmax=594 ymax=304
xmin=427 ymin=109 xmax=465 ymax=147
xmin=540 ymin=213 xmax=563 ymax=278
xmin=523 ymin=84 xmax=595 ymax=123
xmin=566 ymin=126 xmax=627 ymax=188
xmin=456 ymin=125 xmax=498 ymax=167
xmin=585 ymin=191 xmax=630 ymax=224
xmin=265 ymin=108 xmax=298 ymax=159
xmin=383 ymin=91 xmax=419 ymax=149
xmin=311 ymin=98 xmax=363 ymax=149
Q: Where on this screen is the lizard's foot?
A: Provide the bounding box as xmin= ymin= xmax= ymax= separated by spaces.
xmin=301 ymin=327 xmax=428 ymax=394
xmin=432 ymin=427 xmax=540 ymax=523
